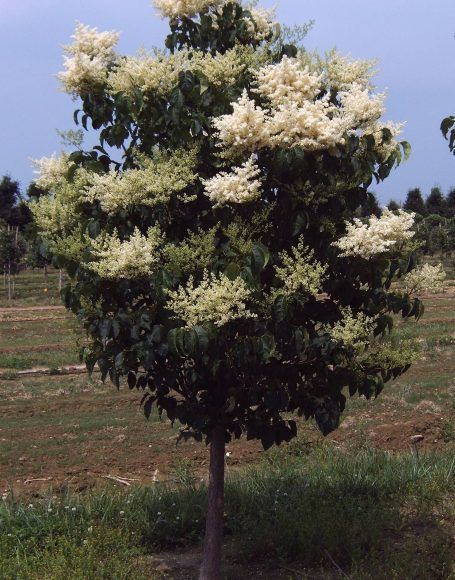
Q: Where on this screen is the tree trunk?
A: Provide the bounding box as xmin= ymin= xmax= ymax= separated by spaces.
xmin=199 ymin=424 xmax=226 ymax=580
xmin=7 ymin=262 xmax=11 ymax=301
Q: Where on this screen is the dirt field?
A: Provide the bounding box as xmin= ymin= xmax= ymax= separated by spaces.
xmin=0 ymin=270 xmax=454 ymax=498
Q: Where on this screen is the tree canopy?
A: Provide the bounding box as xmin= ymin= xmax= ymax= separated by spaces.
xmin=403 ymin=187 xmax=427 ymax=217
xmin=30 ymin=2 xmax=422 ymax=576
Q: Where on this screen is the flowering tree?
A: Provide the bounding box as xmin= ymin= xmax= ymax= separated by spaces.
xmin=31 ymin=2 xmax=421 ymax=577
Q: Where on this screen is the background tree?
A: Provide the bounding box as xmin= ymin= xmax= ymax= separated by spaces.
xmin=0 ymin=221 xmax=26 ymax=299
xmin=24 ymin=181 xmax=53 ymax=277
xmin=356 ymin=191 xmax=382 ymax=218
xmin=30 ymin=3 xmax=420 ymax=577
xmin=0 ymin=176 xmax=31 ymax=297
xmin=445 ymin=187 xmax=455 ymax=218
xmin=403 ymin=187 xmax=427 ymax=217
xmin=0 ymin=176 xmax=21 ymax=224
xmin=387 ymin=200 xmax=401 ymax=212
xmin=426 ymin=186 xmax=446 ymax=216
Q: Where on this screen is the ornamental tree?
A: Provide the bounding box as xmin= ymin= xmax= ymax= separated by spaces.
xmin=31 ymin=2 xmax=422 ymax=577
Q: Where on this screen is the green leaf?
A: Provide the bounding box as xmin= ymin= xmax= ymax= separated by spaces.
xmin=127 ymin=371 xmax=136 ymax=389
xmin=143 ymin=396 xmax=154 ymax=419
xmin=224 ymin=262 xmax=241 ymax=280
xmin=250 ymin=243 xmax=270 ymax=276
xmin=440 ymin=116 xmax=455 ymax=139
xmin=400 ymin=141 xmax=412 ymax=161
xmin=272 ymin=295 xmax=289 ymax=323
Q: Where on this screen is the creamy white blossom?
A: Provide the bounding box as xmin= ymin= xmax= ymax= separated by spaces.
xmin=247 ymin=6 xmax=276 ymax=40
xmin=192 ymin=47 xmax=253 ymax=87
xmin=403 ymin=263 xmax=446 ymax=295
xmin=82 ymin=149 xmax=198 ymax=213
xmin=109 ymin=46 xmax=261 ymax=98
xmin=325 ymin=50 xmax=378 ymax=91
xmin=203 ymin=156 xmax=262 ymax=206
xmin=340 ymin=83 xmax=385 ymax=129
xmin=152 ymin=0 xmax=227 ymax=19
xmin=108 ymin=50 xmax=183 ymax=96
xmin=255 ymin=56 xmax=322 ymax=107
xmin=58 ymin=22 xmax=119 ymax=94
xmin=275 ymin=238 xmax=327 ymax=297
xmin=327 ymin=307 xmax=377 ymax=352
xmin=166 ymin=272 xmax=256 ymax=327
xmin=267 ymin=99 xmax=348 ymax=151
xmin=87 ymin=227 xmax=163 ymax=279
xmin=333 ymin=209 xmax=415 ymax=259
xmin=29 ymin=195 xmax=78 ymax=238
xmin=31 ymin=154 xmax=73 ymax=192
xmin=213 ymin=90 xmax=270 ymax=152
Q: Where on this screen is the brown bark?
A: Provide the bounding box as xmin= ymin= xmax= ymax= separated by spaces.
xmin=199 ymin=424 xmax=226 ymax=580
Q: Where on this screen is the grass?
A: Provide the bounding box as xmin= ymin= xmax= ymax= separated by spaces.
xmin=1 ymin=446 xmax=454 ymax=579
xmin=0 ymin=350 xmax=81 ymax=371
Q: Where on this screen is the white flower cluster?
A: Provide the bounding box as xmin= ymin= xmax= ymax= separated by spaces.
xmin=191 ymin=47 xmax=253 ymax=88
xmin=152 ymin=0 xmax=227 ymax=19
xmin=212 ymin=90 xmax=271 ymax=151
xmin=213 ymin=55 xmax=392 ymax=155
xmin=327 ymin=307 xmax=377 ymax=352
xmin=333 ymin=209 xmax=415 ymax=259
xmin=340 ymin=83 xmax=385 ymax=128
xmin=246 ymin=6 xmax=276 ymax=40
xmin=324 ymin=50 xmax=377 ymax=91
xmin=31 ymin=154 xmax=72 ymax=192
xmin=82 ymin=149 xmax=198 ymax=213
xmin=87 ymin=227 xmax=163 ymax=279
xmin=255 ymin=56 xmax=321 ymax=107
xmin=403 ymin=263 xmax=446 ymax=295
xmin=108 ymin=50 xmax=182 ymax=97
xmin=202 ymin=156 xmax=262 ymax=206
xmin=58 ymin=22 xmax=119 ymax=94
xmin=267 ymin=98 xmax=349 ymax=150
xmin=166 ymin=272 xmax=256 ymax=327
xmin=108 ymin=46 xmax=262 ymax=99
xmin=275 ymin=238 xmax=327 ymax=297
xmin=29 ymin=195 xmax=78 ymax=238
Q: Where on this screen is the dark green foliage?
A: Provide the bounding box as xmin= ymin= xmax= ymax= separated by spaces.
xmin=387 ymin=199 xmax=401 ymax=212
xmin=446 ymin=187 xmax=455 ymax=218
xmin=357 ymin=191 xmax=381 ymax=218
xmin=404 ymin=187 xmax=427 ymax=217
xmin=0 ymin=222 xmax=26 ymax=276
xmin=0 ymin=175 xmax=32 ymax=229
xmin=426 ymin=186 xmax=447 ymax=217
xmin=441 ymin=115 xmax=455 ymax=154
xmin=52 ymin=3 xmax=417 ymax=449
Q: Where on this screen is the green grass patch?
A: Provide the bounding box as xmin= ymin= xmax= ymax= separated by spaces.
xmin=0 ymin=349 xmax=80 ymax=371
xmin=1 ymin=447 xmax=454 ymax=578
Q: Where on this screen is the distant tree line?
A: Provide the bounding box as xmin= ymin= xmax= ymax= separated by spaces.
xmin=0 ymin=175 xmax=51 ymax=299
xmin=386 ymin=186 xmax=455 ymax=257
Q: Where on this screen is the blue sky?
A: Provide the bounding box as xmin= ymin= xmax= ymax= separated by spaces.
xmin=0 ymin=0 xmax=454 ymax=203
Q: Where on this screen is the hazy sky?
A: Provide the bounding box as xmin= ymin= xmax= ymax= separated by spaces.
xmin=0 ymin=0 xmax=454 ymax=203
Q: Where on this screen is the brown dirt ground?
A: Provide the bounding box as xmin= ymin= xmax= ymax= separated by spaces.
xmin=1 ymin=289 xmax=454 ymax=498
xmin=1 ymin=385 xmax=452 ymax=498
xmin=1 ymin=343 xmax=73 ymax=354
xmin=0 ymin=305 xmax=65 ymax=313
